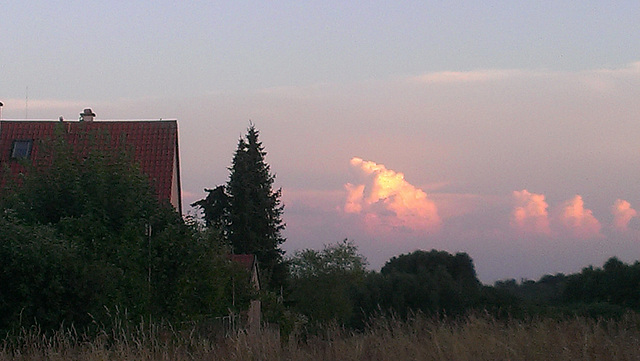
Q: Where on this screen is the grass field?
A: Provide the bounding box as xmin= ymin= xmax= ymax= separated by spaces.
xmin=2 ymin=313 xmax=639 ymax=360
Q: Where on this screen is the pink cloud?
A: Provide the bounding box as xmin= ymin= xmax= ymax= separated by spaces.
xmin=557 ymin=195 xmax=602 ymax=239
xmin=511 ymin=189 xmax=551 ymax=235
xmin=611 ymin=199 xmax=637 ymax=232
xmin=344 ymin=183 xmax=365 ymax=213
xmin=344 ymin=157 xmax=441 ymax=233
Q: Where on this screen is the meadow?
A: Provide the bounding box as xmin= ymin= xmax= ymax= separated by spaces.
xmin=2 ymin=313 xmax=639 ymax=361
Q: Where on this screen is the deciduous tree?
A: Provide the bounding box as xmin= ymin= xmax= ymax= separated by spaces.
xmin=356 ymin=250 xmax=481 ymax=318
xmin=288 ymin=240 xmax=367 ymax=325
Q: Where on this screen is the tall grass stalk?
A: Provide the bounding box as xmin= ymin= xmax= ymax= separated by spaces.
xmin=2 ymin=313 xmax=639 ymax=360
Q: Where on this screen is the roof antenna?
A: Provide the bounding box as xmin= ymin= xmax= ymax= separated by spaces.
xmin=25 ymin=86 xmax=29 ymax=119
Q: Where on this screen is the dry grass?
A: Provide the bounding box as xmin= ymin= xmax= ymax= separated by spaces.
xmin=2 ymin=313 xmax=640 ymax=361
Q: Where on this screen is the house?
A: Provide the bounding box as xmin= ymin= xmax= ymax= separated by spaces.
xmin=228 ymin=254 xmax=261 ymax=330
xmin=0 ymin=109 xmax=182 ymax=212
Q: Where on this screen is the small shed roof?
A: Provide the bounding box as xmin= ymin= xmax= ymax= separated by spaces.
xmin=228 ymin=254 xmax=257 ymax=271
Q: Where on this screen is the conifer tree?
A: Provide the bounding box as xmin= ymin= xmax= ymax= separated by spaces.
xmin=194 ymin=124 xmax=286 ymax=288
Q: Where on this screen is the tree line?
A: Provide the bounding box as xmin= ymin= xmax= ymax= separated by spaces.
xmin=285 ymin=239 xmax=640 ymax=331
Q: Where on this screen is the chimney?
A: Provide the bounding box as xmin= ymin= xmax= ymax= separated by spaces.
xmin=80 ymin=108 xmax=95 ymax=122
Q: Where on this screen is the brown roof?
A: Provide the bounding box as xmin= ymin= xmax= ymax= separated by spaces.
xmin=0 ymin=120 xmax=181 ymax=211
xmin=228 ymin=254 xmax=257 ymax=271
xmin=228 ymin=254 xmax=260 ymax=291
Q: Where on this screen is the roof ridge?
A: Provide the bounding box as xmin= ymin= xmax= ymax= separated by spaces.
xmin=1 ymin=119 xmax=177 ymax=122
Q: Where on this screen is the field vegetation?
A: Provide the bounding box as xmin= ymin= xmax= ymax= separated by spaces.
xmin=2 ymin=313 xmax=640 ymax=361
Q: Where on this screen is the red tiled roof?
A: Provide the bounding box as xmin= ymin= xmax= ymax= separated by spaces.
xmin=0 ymin=120 xmax=181 ymax=211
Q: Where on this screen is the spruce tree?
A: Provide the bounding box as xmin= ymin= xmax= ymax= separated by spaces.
xmin=191 ymin=185 xmax=229 ymax=231
xmin=194 ymin=125 xmax=286 ymax=288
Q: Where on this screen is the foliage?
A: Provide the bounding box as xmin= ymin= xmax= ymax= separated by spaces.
xmin=0 ymin=215 xmax=86 ymax=330
xmin=355 ymin=250 xmax=482 ymax=319
xmin=488 ymin=257 xmax=640 ymax=319
xmin=0 ymin=129 xmax=252 ymax=332
xmin=288 ymin=240 xmax=367 ymax=326
xmin=289 ymin=239 xmax=367 ymax=279
xmin=563 ymin=257 xmax=640 ymax=310
xmin=476 ymin=284 xmax=526 ymax=319
xmin=193 ymin=124 xmax=286 ymax=289
xmin=493 ymin=273 xmax=567 ymax=308
xmin=191 ymin=185 xmax=229 ymax=231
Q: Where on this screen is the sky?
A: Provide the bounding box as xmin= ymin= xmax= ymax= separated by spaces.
xmin=1 ymin=1 xmax=640 ymax=283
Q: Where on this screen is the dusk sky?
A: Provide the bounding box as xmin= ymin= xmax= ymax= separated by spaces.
xmin=2 ymin=1 xmax=640 ymax=283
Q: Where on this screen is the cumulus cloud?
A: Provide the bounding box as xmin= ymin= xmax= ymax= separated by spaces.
xmin=344 ymin=183 xmax=365 ymax=213
xmin=344 ymin=157 xmax=441 ymax=233
xmin=611 ymin=199 xmax=637 ymax=232
xmin=511 ymin=190 xmax=550 ymax=235
xmin=557 ymin=195 xmax=602 ymax=239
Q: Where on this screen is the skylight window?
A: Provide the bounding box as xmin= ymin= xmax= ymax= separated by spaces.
xmin=11 ymin=140 xmax=33 ymax=159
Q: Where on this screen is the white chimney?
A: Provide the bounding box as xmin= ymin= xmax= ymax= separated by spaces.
xmin=80 ymin=108 xmax=95 ymax=122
